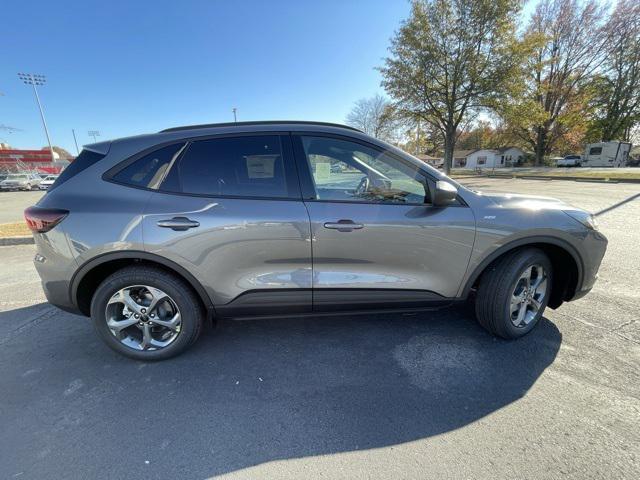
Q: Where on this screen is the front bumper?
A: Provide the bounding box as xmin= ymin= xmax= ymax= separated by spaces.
xmin=569 ymin=229 xmax=608 ymax=300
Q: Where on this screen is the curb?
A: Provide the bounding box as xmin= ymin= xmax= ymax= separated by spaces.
xmin=456 ymin=174 xmax=640 ymax=184
xmin=0 ymin=236 xmax=34 ymax=246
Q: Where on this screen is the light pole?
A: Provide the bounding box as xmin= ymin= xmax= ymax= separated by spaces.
xmin=88 ymin=130 xmax=101 ymax=143
xmin=72 ymin=129 xmax=80 ymax=155
xmin=18 ymin=73 xmax=55 ymax=161
xmin=232 ymin=108 xmax=237 ymax=123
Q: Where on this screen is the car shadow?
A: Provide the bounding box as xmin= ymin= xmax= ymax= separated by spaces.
xmin=0 ymin=302 xmax=561 ymax=479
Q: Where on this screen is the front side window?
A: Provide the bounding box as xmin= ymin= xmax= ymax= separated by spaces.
xmin=162 ymin=135 xmax=292 ymax=199
xmin=299 ymin=136 xmax=428 ymax=204
xmin=113 ymin=143 xmax=185 ymax=189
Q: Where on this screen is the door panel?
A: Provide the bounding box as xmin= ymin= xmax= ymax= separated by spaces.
xmin=143 ymin=193 xmax=312 ymax=308
xmin=291 ymin=133 xmax=476 ymax=306
xmin=305 ymin=201 xmax=476 ymax=300
xmin=141 ymin=133 xmax=312 ymax=312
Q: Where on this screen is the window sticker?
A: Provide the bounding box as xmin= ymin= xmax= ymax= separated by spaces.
xmin=315 ymin=162 xmax=331 ymax=181
xmin=245 ymin=154 xmax=278 ymax=178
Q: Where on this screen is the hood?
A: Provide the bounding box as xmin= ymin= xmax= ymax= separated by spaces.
xmin=482 ymin=192 xmax=576 ymax=212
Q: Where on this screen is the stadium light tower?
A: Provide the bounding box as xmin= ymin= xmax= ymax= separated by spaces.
xmin=18 ymin=73 xmax=55 ymax=161
xmin=88 ymin=130 xmax=101 ymax=143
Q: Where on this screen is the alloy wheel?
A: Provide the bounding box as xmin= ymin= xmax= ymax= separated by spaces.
xmin=509 ymin=264 xmax=547 ymax=328
xmin=105 ymin=285 xmax=182 ymax=351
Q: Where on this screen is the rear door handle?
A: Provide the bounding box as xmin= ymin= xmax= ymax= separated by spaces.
xmin=323 ymin=220 xmax=364 ymax=232
xmin=157 ymin=217 xmax=200 ymax=231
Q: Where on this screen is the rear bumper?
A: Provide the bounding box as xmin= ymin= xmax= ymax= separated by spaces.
xmin=41 ymin=278 xmax=82 ymax=315
xmin=32 ymin=228 xmax=84 ymax=316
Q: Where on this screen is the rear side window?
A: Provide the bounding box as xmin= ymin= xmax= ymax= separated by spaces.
xmin=112 ymin=143 xmax=185 ymax=189
xmin=49 ymin=149 xmax=106 ymax=192
xmin=162 ymin=135 xmax=296 ymax=199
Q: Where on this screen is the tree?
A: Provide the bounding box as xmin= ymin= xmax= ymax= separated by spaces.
xmin=345 ymin=94 xmax=401 ymax=142
xmin=590 ymin=0 xmax=640 ymax=142
xmin=380 ymin=0 xmax=523 ymax=174
xmin=398 ymin=117 xmax=444 ymax=156
xmin=500 ymin=0 xmax=608 ymax=164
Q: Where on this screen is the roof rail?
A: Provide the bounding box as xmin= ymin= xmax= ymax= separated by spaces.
xmin=159 ymin=120 xmax=363 ymax=134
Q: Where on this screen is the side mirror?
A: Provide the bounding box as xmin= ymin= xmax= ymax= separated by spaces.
xmin=432 ymin=180 xmax=458 ymax=206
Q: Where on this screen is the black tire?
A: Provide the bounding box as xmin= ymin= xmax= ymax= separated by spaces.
xmin=90 ymin=266 xmax=204 ymax=361
xmin=475 ymin=248 xmax=552 ymax=339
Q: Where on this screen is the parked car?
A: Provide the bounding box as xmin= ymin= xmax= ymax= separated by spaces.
xmin=556 ymin=155 xmax=582 ymax=167
xmin=39 ymin=174 xmax=59 ymax=190
xmin=1 ymin=173 xmax=41 ymax=191
xmin=25 ymin=121 xmax=608 ymax=360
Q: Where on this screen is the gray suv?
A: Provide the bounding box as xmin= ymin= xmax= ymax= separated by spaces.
xmin=25 ymin=121 xmax=607 ymax=360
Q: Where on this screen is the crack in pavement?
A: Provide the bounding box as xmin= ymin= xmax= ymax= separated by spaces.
xmin=0 ymin=306 xmax=59 ymax=346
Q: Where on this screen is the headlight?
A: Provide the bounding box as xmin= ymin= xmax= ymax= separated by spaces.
xmin=564 ymin=210 xmax=598 ymax=231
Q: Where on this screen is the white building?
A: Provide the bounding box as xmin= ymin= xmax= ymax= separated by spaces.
xmin=452 ymin=147 xmax=525 ymax=169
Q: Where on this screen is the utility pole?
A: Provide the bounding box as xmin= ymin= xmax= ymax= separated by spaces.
xmin=232 ymin=108 xmax=237 ymax=123
xmin=72 ymin=129 xmax=80 ymax=154
xmin=88 ymin=130 xmax=101 ymax=143
xmin=18 ymin=73 xmax=55 ymax=161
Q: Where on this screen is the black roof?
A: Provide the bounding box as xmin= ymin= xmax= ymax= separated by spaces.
xmin=160 ymin=121 xmax=362 ymax=134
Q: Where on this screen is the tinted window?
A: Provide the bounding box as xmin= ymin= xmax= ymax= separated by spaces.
xmin=589 ymin=147 xmax=602 ymax=155
xmin=113 ymin=143 xmax=185 ymax=189
xmin=163 ymin=136 xmax=291 ymax=198
xmin=49 ymin=149 xmax=106 ymax=192
xmin=300 ymin=136 xmax=428 ymax=204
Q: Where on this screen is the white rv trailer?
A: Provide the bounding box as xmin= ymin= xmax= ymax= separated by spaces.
xmin=583 ymin=141 xmax=631 ymax=167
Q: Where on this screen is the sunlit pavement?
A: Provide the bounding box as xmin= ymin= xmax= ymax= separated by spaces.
xmin=0 ymin=178 xmax=638 ymax=479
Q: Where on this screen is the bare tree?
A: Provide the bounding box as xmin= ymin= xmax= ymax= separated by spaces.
xmin=592 ymin=0 xmax=640 ymax=142
xmin=345 ymin=94 xmax=400 ymax=142
xmin=502 ymin=0 xmax=609 ymax=164
xmin=379 ymin=0 xmax=523 ymax=174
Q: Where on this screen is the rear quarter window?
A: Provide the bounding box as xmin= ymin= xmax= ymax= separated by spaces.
xmin=49 ymin=149 xmax=106 ymax=192
xmin=111 ymin=143 xmax=186 ymax=189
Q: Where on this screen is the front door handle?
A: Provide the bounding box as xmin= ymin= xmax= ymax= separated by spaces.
xmin=323 ymin=219 xmax=364 ymax=232
xmin=157 ymin=217 xmax=200 ymax=231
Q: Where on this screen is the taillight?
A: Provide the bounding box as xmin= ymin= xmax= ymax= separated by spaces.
xmin=24 ymin=206 xmax=69 ymax=233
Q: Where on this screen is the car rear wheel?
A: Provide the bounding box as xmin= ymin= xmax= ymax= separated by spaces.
xmin=475 ymin=248 xmax=552 ymax=339
xmin=91 ymin=266 xmax=204 ymax=360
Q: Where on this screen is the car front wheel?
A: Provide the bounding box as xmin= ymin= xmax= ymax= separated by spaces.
xmin=91 ymin=266 xmax=204 ymax=360
xmin=475 ymin=248 xmax=552 ymax=339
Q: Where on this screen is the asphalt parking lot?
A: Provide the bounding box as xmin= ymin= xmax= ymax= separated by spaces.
xmin=0 ymin=178 xmax=639 ymax=479
xmin=0 ymin=190 xmax=44 ymax=223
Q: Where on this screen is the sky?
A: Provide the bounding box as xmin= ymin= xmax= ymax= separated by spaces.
xmin=1 ymin=1 xmax=540 ymax=154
